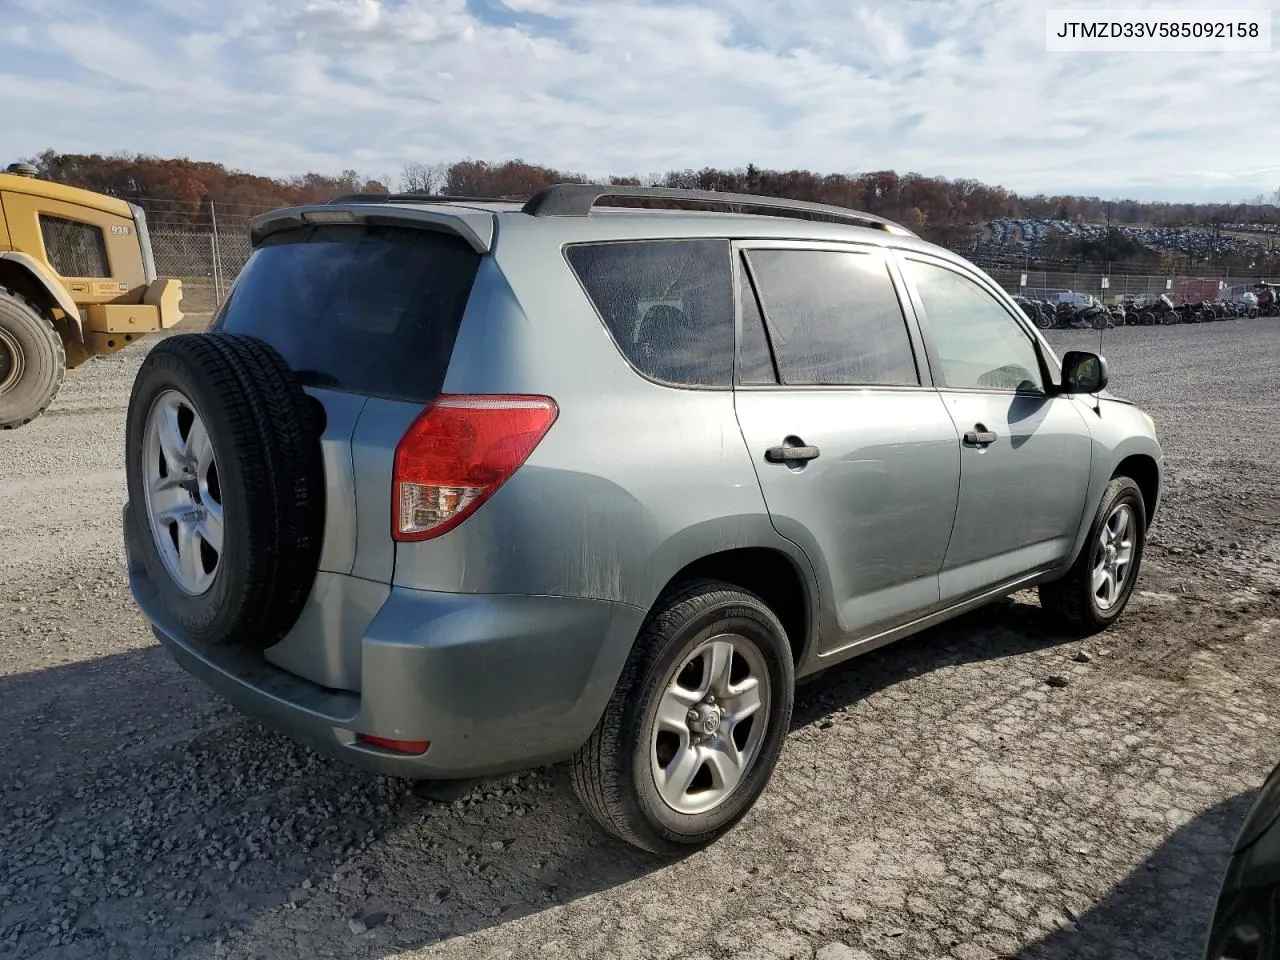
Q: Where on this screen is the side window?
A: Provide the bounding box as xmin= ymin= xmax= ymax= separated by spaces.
xmin=736 ymin=260 xmax=775 ymax=384
xmin=565 ymin=239 xmax=734 ymax=388
xmin=903 ymin=259 xmax=1045 ymax=393
xmin=744 ymin=249 xmax=919 ymax=387
xmin=39 ymin=215 xmax=110 ymax=278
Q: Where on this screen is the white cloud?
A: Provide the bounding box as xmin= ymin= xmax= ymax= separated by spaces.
xmin=0 ymin=0 xmax=1276 ymax=201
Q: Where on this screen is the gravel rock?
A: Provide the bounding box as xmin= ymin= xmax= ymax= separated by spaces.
xmin=815 ymin=945 xmax=874 ymax=960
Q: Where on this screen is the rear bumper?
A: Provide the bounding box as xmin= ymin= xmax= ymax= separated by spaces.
xmin=126 ymin=508 xmax=644 ymax=779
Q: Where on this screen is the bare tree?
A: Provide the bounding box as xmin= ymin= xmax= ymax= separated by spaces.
xmin=399 ymin=162 xmax=449 ymax=195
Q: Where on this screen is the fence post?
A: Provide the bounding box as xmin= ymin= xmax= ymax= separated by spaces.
xmin=209 ymin=200 xmax=223 ymax=306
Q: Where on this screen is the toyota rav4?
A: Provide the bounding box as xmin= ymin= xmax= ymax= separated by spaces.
xmin=123 ymin=185 xmax=1162 ymax=854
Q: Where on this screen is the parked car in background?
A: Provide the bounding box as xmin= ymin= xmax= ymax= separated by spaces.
xmin=122 ymin=185 xmax=1163 ymax=854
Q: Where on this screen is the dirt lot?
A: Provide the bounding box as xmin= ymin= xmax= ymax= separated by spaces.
xmin=2 ymin=320 xmax=1279 ymax=960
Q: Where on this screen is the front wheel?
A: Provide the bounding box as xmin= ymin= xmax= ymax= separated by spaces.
xmin=572 ymin=580 xmax=795 ymax=855
xmin=1039 ymin=476 xmax=1146 ymax=634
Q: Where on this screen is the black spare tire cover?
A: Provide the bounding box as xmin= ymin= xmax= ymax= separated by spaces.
xmin=124 ymin=332 xmax=325 ymax=649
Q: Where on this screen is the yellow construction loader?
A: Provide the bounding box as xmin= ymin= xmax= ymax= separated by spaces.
xmin=0 ymin=161 xmax=183 ymax=428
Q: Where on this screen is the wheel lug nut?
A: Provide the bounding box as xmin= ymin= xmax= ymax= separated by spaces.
xmin=687 ymin=710 xmax=699 ymax=722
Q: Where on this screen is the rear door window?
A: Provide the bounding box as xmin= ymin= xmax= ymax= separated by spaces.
xmin=212 ymin=224 xmax=480 ymax=403
xmin=566 ymin=239 xmax=734 ymax=388
xmin=744 ymin=248 xmax=920 ymax=387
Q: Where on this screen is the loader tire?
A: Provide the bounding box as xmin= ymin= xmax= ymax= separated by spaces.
xmin=0 ymin=289 xmax=65 ymax=429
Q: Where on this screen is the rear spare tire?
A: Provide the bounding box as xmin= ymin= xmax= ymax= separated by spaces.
xmin=124 ymin=332 xmax=325 ymax=648
xmin=0 ymin=289 xmax=65 ymax=429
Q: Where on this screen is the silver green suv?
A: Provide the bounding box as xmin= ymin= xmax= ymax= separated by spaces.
xmin=122 ymin=185 xmax=1162 ymax=854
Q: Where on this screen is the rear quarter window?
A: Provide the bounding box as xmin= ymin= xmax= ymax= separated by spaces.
xmin=565 ymin=239 xmax=734 ymax=388
xmin=212 ymin=224 xmax=480 ymax=403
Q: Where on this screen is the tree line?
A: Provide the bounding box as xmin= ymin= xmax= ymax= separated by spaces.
xmin=22 ymin=149 xmax=1280 ymax=249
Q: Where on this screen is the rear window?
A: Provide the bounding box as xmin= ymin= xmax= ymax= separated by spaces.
xmin=565 ymin=239 xmax=734 ymax=388
xmin=212 ymin=224 xmax=480 ymax=403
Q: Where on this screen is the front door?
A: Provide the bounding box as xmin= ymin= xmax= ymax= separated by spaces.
xmin=895 ymin=252 xmax=1094 ymax=602
xmin=732 ymin=243 xmax=961 ymax=650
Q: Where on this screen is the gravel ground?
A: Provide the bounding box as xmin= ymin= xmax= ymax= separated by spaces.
xmin=2 ymin=319 xmax=1279 ymax=960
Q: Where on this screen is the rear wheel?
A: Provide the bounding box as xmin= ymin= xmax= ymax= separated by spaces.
xmin=0 ymin=290 xmax=65 ymax=429
xmin=572 ymin=580 xmax=795 ymax=855
xmin=1040 ymin=476 xmax=1146 ymax=634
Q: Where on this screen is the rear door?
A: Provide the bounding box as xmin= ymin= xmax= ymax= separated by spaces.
xmin=894 ymin=252 xmax=1093 ymax=602
xmin=211 ymin=221 xmax=483 ymax=583
xmin=732 ymin=242 xmax=961 ymax=651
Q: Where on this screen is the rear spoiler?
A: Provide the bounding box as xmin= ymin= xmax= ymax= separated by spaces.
xmin=247 ymin=204 xmax=494 ymax=254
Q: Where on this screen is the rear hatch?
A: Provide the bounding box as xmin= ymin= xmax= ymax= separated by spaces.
xmin=208 ymin=217 xmax=484 ymax=688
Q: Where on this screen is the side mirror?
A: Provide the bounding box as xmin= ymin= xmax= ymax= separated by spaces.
xmin=1061 ymin=350 xmax=1109 ymax=394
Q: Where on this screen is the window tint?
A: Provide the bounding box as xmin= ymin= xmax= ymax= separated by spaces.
xmin=737 ymin=262 xmax=775 ymax=384
xmin=745 ymin=249 xmax=918 ymax=386
xmin=566 ymin=239 xmax=733 ymax=388
xmin=903 ymin=259 xmax=1044 ymax=393
xmin=40 ymin=215 xmax=109 ymax=277
xmin=212 ymin=224 xmax=480 ymax=403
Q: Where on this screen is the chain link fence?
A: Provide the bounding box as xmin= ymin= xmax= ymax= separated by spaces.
xmin=150 ymin=230 xmax=251 ymax=316
xmin=144 ymin=201 xmax=1280 ymax=318
xmin=983 ymin=267 xmax=1279 ymax=302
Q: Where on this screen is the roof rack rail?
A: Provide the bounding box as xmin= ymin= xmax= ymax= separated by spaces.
xmin=327 ymin=193 xmax=526 ymax=205
xmin=520 ymin=183 xmax=916 ymax=236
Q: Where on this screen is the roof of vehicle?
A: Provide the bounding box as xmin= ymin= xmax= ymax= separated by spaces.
xmin=0 ymin=171 xmax=134 ymax=218
xmin=249 ymin=184 xmax=958 ymax=262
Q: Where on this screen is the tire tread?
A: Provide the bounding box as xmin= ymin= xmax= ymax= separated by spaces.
xmin=0 ymin=288 xmax=66 ymax=429
xmin=572 ymin=578 xmax=792 ymax=854
xmin=1039 ymin=475 xmax=1145 ymax=634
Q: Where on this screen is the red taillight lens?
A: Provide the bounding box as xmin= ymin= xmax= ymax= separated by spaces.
xmin=356 ymin=734 xmax=430 ymax=755
xmin=392 ymin=394 xmax=558 ymax=542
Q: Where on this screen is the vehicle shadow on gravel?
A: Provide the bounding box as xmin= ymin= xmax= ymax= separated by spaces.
xmin=0 ymin=646 xmax=668 ymax=959
xmin=1018 ymin=791 xmax=1256 ymax=960
xmin=0 ymin=595 xmax=1090 ymax=959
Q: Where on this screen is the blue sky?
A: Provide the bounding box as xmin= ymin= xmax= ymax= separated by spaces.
xmin=3 ymin=0 xmax=1278 ymax=203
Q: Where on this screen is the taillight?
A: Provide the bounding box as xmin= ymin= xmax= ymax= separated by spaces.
xmin=392 ymin=394 xmax=558 ymax=542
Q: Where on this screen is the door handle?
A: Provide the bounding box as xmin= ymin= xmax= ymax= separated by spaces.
xmin=765 ymin=443 xmax=821 ymax=463
xmin=963 ymin=426 xmax=998 ymax=446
